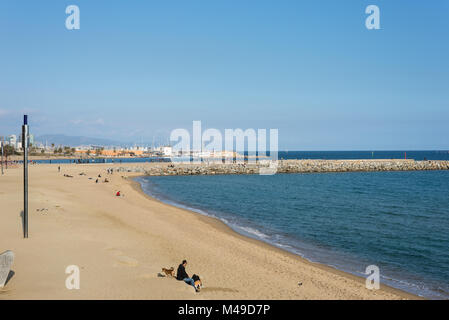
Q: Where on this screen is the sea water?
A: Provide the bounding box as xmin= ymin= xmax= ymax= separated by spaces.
xmin=137 ymin=170 xmax=449 ymax=299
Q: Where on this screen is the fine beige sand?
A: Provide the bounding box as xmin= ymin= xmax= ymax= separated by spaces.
xmin=0 ymin=163 xmax=420 ymax=300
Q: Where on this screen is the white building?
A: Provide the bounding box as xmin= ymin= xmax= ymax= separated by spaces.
xmin=160 ymin=146 xmax=173 ymax=156
xmin=7 ymin=135 xmax=17 ymax=148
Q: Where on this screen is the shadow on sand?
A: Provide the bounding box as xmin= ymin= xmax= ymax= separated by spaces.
xmin=200 ymin=287 xmax=239 ymax=293
xmin=19 ymin=210 xmax=25 ymax=238
xmin=4 ymin=270 xmax=15 ymax=287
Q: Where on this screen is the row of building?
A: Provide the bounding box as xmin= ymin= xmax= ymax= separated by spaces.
xmin=1 ymin=134 xmax=237 ymax=159
xmin=72 ymin=146 xmax=235 ymax=158
xmin=0 ymin=135 xmax=174 ymax=157
xmin=0 ymin=134 xmax=35 ymax=150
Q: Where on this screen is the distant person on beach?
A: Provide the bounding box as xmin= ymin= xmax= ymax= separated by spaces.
xmin=58 ymin=166 xmax=60 ymax=172
xmin=176 ymin=260 xmax=199 ymax=292
xmin=116 ymin=191 xmax=121 ymax=196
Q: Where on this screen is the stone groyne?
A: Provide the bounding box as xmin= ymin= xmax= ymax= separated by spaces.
xmin=114 ymin=159 xmax=449 ymax=176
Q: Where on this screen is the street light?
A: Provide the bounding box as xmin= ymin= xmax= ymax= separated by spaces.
xmin=1 ymin=137 xmax=4 ymax=175
xmin=22 ymin=115 xmax=29 ymax=238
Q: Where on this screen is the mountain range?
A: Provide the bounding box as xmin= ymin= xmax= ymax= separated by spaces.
xmin=35 ymin=134 xmax=127 ymax=147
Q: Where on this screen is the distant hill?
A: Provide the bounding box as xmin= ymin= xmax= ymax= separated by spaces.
xmin=35 ymin=134 xmax=126 ymax=147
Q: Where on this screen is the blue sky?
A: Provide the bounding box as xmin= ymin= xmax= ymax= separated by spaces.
xmin=0 ymin=0 xmax=448 ymax=150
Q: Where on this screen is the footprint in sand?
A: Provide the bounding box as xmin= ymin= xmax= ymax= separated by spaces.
xmin=116 ymin=256 xmax=139 ymax=267
xmin=201 ymin=287 xmax=239 ymax=293
xmin=0 ymin=288 xmax=12 ymax=295
xmin=105 ymin=247 xmax=139 ymax=267
xmin=105 ymin=247 xmax=123 ymax=256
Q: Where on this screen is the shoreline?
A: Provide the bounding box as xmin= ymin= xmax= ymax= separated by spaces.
xmin=0 ymin=163 xmax=422 ymax=299
xmin=129 ymin=175 xmax=421 ymax=300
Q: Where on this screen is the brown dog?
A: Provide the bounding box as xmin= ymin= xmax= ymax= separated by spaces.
xmin=162 ymin=267 xmax=175 ymax=277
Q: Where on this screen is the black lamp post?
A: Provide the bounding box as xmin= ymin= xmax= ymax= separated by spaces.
xmin=22 ymin=115 xmax=29 ymax=238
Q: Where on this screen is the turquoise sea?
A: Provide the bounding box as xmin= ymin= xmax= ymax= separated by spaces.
xmin=137 ymin=170 xmax=449 ymax=299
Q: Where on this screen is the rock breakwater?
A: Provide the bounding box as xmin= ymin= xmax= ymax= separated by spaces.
xmin=113 ymin=159 xmax=449 ymax=176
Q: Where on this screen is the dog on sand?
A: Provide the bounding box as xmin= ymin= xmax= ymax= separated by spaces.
xmin=162 ymin=267 xmax=175 ymax=277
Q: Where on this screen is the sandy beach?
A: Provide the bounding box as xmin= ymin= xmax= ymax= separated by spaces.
xmin=0 ymin=163 xmax=419 ymax=300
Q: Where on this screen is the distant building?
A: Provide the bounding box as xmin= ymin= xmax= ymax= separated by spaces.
xmin=74 ymin=147 xmax=145 ymax=157
xmin=7 ymin=134 xmax=17 ymax=148
xmin=161 ymin=146 xmax=173 ymax=156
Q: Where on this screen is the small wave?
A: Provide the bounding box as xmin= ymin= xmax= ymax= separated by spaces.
xmin=276 ymin=243 xmax=293 ymax=249
xmin=220 ymin=218 xmax=229 ymax=224
xmin=235 ymin=225 xmax=270 ymax=239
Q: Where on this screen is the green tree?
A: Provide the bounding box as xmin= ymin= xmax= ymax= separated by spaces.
xmin=3 ymin=145 xmax=15 ymax=157
xmin=63 ymin=146 xmax=71 ymax=155
xmin=3 ymin=145 xmax=16 ymax=169
xmin=95 ymin=147 xmax=104 ymax=156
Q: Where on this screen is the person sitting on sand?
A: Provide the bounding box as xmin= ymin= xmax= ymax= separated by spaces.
xmin=116 ymin=191 xmax=121 ymax=196
xmin=176 ymin=260 xmax=198 ymax=292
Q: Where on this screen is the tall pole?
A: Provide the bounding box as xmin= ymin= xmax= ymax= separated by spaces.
xmin=1 ymin=137 xmax=4 ymax=175
xmin=22 ymin=115 xmax=29 ymax=238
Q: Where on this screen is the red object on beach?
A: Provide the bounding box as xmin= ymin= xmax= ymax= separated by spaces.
xmin=116 ymin=191 xmax=121 ymax=197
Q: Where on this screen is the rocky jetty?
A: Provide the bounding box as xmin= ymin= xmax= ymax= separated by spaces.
xmin=113 ymin=159 xmax=449 ymax=176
